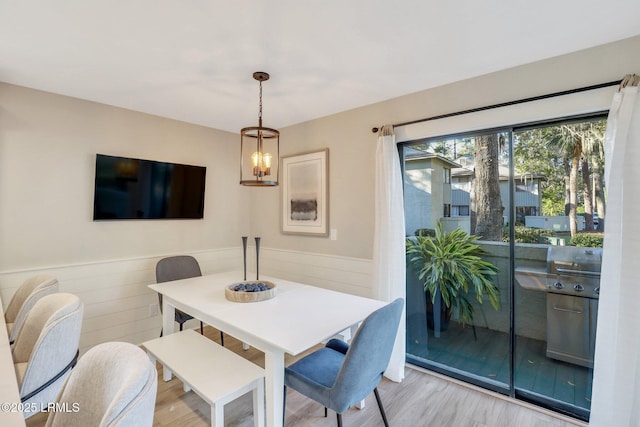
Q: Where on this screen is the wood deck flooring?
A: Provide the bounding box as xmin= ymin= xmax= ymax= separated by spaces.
xmin=26 ymin=326 xmax=588 ymax=427
xmin=408 ymin=320 xmax=593 ymax=414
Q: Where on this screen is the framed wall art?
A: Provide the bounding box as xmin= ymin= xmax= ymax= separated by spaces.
xmin=281 ymin=149 xmax=329 ymax=236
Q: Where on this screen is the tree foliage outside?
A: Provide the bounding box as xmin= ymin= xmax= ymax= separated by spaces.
xmin=513 ymin=118 xmax=607 ymax=237
xmin=406 ymin=116 xmax=606 ymax=243
xmin=514 ymin=128 xmax=567 ymax=216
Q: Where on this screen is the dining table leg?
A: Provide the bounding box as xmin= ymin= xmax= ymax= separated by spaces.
xmin=264 ymin=348 xmax=285 ymax=427
xmin=347 ymin=323 xmax=366 ymax=409
xmin=161 ymin=301 xmax=176 ymax=382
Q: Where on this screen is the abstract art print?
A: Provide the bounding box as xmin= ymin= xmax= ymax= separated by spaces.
xmin=281 ymin=149 xmax=328 ymax=236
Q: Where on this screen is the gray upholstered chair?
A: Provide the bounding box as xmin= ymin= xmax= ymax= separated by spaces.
xmin=284 ymin=298 xmax=404 ymax=427
xmin=45 ymin=341 xmax=157 ymax=427
xmin=12 ymin=293 xmax=83 ymax=418
xmin=4 ymin=274 xmax=59 ymax=345
xmin=156 ymin=256 xmax=218 ymax=341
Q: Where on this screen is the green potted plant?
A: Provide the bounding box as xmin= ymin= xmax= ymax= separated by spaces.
xmin=406 ymin=222 xmax=500 ymax=327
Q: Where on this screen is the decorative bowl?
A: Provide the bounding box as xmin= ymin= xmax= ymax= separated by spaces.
xmin=225 ymin=280 xmax=277 ymax=303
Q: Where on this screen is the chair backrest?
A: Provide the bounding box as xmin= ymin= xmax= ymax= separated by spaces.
xmin=331 ymin=298 xmax=404 ymax=411
xmin=156 ymin=255 xmax=202 ymax=283
xmin=5 ymin=274 xmax=59 ymax=343
xmin=45 ymin=341 xmax=157 ymax=427
xmin=12 ymin=293 xmax=83 ymax=416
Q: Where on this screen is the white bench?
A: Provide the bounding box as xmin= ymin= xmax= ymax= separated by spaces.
xmin=142 ymin=329 xmax=265 ymax=427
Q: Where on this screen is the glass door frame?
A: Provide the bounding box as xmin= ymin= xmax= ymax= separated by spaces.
xmin=400 ymin=111 xmax=608 ymax=421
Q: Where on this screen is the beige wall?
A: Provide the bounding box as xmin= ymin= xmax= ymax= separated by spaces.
xmin=0 ymin=83 xmax=250 ymax=271
xmin=258 ymin=35 xmax=640 ymax=260
xmin=2 ymin=36 xmax=640 ymax=271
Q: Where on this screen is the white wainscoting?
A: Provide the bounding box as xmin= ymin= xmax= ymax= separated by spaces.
xmin=0 ymin=247 xmax=374 ymax=354
xmin=254 ymin=248 xmax=375 ymax=298
xmin=0 ymin=248 xmax=241 ymax=354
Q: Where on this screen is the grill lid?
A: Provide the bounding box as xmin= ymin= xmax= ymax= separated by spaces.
xmin=546 ymin=246 xmax=602 ymax=276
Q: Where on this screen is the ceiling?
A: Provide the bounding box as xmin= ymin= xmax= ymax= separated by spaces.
xmin=2 ymin=1 xmax=640 ymax=133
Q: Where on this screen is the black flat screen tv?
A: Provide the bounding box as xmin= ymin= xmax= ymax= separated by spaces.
xmin=93 ymin=154 xmax=206 ymax=220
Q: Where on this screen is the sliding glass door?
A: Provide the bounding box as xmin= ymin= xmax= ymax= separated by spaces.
xmin=511 ymin=117 xmax=605 ymax=419
xmin=404 ymin=129 xmax=513 ymax=393
xmin=402 ymin=114 xmax=606 ymax=421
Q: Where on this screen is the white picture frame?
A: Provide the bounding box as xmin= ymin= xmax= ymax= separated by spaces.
xmin=281 ymin=149 xmax=329 ymax=236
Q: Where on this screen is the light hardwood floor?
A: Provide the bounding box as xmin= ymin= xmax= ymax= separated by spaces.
xmin=26 ymin=326 xmax=588 ymax=427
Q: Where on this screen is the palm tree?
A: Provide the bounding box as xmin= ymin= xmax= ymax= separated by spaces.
xmin=548 ymin=121 xmax=606 ymax=236
xmin=548 ymin=126 xmax=581 ymax=236
xmin=581 ymin=121 xmax=607 ymax=231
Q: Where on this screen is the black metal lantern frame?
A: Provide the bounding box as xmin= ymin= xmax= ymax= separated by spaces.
xmin=240 ymin=72 xmax=279 ymax=186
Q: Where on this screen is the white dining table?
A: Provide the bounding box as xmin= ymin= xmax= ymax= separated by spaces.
xmin=0 ymin=296 xmax=27 ymax=426
xmin=148 ymin=270 xmax=386 ymax=427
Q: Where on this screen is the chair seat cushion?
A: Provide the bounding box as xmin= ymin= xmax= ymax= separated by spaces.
xmin=285 ymin=347 xmax=345 ymax=408
xmin=284 ymin=299 xmax=404 ymax=420
xmin=174 ymin=309 xmax=194 ymax=324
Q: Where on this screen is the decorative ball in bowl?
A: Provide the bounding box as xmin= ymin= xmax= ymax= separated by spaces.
xmin=225 ymin=280 xmax=277 ymax=303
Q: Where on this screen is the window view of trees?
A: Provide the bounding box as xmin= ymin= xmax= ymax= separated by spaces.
xmin=403 ymin=115 xmax=606 ymax=245
xmin=405 ymin=131 xmax=511 ymax=242
xmin=514 ymin=118 xmax=606 ymax=237
xmin=471 ymin=134 xmax=505 ymax=241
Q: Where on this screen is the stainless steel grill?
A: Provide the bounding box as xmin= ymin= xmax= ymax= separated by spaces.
xmin=545 ymin=246 xmax=602 ymax=298
xmin=545 ymin=246 xmax=601 ymax=368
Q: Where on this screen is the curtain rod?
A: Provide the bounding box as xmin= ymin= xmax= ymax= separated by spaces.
xmin=371 ymin=79 xmax=622 ymax=133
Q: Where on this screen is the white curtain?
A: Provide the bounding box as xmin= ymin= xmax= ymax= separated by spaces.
xmin=373 ymin=124 xmax=406 ymax=382
xmin=591 ymin=74 xmax=640 ymax=426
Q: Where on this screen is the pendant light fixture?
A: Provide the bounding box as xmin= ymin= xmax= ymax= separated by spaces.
xmin=240 ymin=71 xmax=279 ymax=186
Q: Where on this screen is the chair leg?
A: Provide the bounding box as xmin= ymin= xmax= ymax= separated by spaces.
xmin=324 ymin=407 xmax=328 ymax=417
xmin=200 ymin=321 xmax=204 ymax=335
xmin=220 ymin=331 xmax=225 ymax=346
xmin=373 ymin=387 xmax=389 ymax=427
xmin=179 ymin=322 xmax=184 ymax=332
xmin=337 ymin=413 xmax=343 ymax=427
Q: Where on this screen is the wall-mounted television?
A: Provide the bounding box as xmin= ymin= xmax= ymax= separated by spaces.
xmin=93 ymin=154 xmax=206 ymax=220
